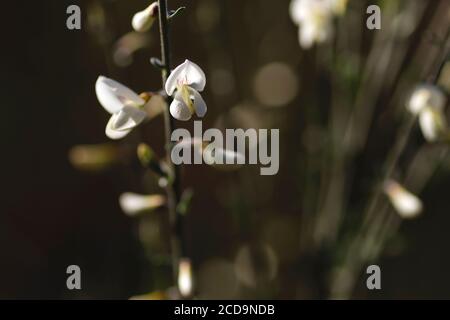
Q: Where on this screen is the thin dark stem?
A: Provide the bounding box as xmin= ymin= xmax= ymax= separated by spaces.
xmin=157 ymin=0 xmax=185 ymax=287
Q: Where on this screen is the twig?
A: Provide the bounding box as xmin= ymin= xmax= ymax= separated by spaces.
xmin=157 ymin=0 xmax=185 ymax=289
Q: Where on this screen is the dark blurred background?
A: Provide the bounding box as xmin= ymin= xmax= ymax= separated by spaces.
xmin=1 ymin=0 xmax=450 ymax=299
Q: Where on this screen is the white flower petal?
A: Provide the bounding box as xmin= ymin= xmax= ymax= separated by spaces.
xmin=292 ymin=0 xmax=334 ymax=49
xmin=112 ymin=105 xmax=147 ymax=131
xmin=178 ymin=258 xmax=193 ymax=298
xmin=191 ymin=88 xmax=207 ymax=117
xmin=170 ymin=96 xmax=193 ymax=121
xmin=173 ymin=137 xmax=204 ymax=159
xmin=407 ymin=84 xmax=446 ymax=115
xmin=132 ymin=2 xmax=158 ymax=32
xmin=165 ymin=60 xmax=206 ymax=96
xmin=298 ymin=19 xmax=332 ymax=49
xmin=105 ymin=115 xmax=132 ymax=140
xmin=119 ymin=192 xmax=165 ymax=216
xmin=419 ymin=107 xmax=447 ymax=142
xmin=95 ymin=76 xmax=145 ymax=114
xmin=289 ymin=0 xmax=307 ymax=25
xmin=299 ymin=25 xmax=315 ymax=49
xmin=384 ymin=180 xmax=423 ymax=219
xmin=203 ymin=147 xmax=244 ymax=165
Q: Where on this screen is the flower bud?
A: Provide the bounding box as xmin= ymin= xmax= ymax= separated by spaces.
xmin=69 ymin=144 xmax=118 ymax=172
xmin=132 ymin=2 xmax=158 ymax=32
xmin=137 ymin=143 xmax=154 ymax=167
xmin=383 ymin=180 xmax=423 ymax=219
xmin=119 ymin=193 xmax=166 ymax=216
xmin=178 ymin=258 xmax=193 ymax=298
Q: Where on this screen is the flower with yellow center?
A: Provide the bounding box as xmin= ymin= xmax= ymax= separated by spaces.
xmin=165 ymin=60 xmax=207 ymax=121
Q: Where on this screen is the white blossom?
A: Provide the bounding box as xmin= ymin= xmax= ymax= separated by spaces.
xmin=383 ymin=180 xmax=423 ymax=219
xmin=407 ymin=84 xmax=446 ymax=115
xmin=289 ymin=0 xmax=337 ymax=49
xmin=95 ymin=76 xmax=147 ymax=139
xmin=119 ymin=192 xmax=166 ymax=216
xmin=178 ymin=258 xmax=193 ymax=298
xmin=203 ymin=145 xmax=245 ymax=166
xmin=418 ymin=107 xmax=447 ymax=142
xmin=132 ymin=2 xmax=158 ymax=32
xmin=171 ymin=137 xmax=244 ymax=168
xmin=407 ymin=84 xmax=447 ymax=142
xmin=165 ymin=60 xmax=207 ymax=121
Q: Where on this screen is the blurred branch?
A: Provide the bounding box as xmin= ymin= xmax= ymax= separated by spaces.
xmin=330 ymin=16 xmax=450 ymax=298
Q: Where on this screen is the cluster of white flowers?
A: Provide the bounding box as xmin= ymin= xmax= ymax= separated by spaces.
xmin=289 ymin=0 xmax=348 ymax=49
xmin=407 ymin=84 xmax=448 ymax=142
xmin=95 ymin=60 xmax=207 ymax=140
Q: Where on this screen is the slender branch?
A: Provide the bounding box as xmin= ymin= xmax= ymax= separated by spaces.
xmin=331 ymin=32 xmax=450 ymax=299
xmin=157 ymin=0 xmax=185 ymax=288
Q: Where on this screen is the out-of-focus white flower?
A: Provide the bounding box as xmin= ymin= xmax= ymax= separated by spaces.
xmin=171 ymin=137 xmax=244 ymax=169
xmin=203 ymin=145 xmax=245 ymax=167
xmin=407 ymin=84 xmax=448 ymax=142
xmin=418 ymin=107 xmax=447 ymax=142
xmin=165 ymin=60 xmax=207 ymax=121
xmin=178 ymin=258 xmax=193 ymax=298
xmin=95 ymin=76 xmax=147 ymax=139
xmin=289 ymin=0 xmax=335 ymax=49
xmin=407 ymin=84 xmax=446 ymax=115
xmin=69 ymin=143 xmax=118 ymax=172
xmin=383 ymin=180 xmax=423 ymax=219
xmin=119 ymin=192 xmax=166 ymax=216
xmin=132 ymin=2 xmax=158 ymax=32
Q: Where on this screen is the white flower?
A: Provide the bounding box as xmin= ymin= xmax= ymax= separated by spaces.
xmin=407 ymin=84 xmax=448 ymax=142
xmin=383 ymin=180 xmax=423 ymax=219
xmin=95 ymin=76 xmax=147 ymax=139
xmin=171 ymin=137 xmax=244 ymax=169
xmin=290 ymin=0 xmax=334 ymax=49
xmin=165 ymin=60 xmax=207 ymax=121
xmin=407 ymin=84 xmax=446 ymax=115
xmin=418 ymin=107 xmax=447 ymax=142
xmin=132 ymin=2 xmax=158 ymax=32
xmin=178 ymin=258 xmax=193 ymax=298
xmin=203 ymin=145 xmax=245 ymax=167
xmin=119 ymin=192 xmax=166 ymax=216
